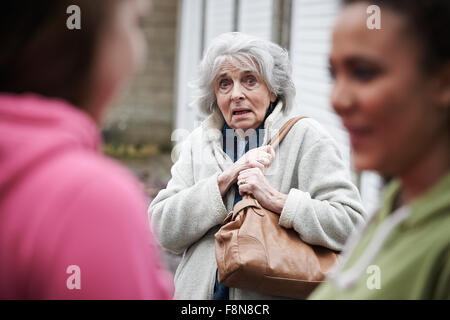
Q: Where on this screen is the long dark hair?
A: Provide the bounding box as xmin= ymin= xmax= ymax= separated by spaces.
xmin=0 ymin=1 xmax=116 ymax=108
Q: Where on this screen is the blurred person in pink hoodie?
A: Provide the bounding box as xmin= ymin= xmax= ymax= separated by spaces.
xmin=0 ymin=0 xmax=173 ymax=299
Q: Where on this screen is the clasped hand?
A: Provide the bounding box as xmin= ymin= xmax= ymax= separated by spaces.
xmin=217 ymin=145 xmax=287 ymax=214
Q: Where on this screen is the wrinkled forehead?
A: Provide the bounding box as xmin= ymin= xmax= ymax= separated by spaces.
xmin=213 ymin=55 xmax=261 ymax=79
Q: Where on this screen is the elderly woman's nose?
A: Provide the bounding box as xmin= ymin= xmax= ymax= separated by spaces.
xmin=231 ymin=82 xmax=245 ymax=100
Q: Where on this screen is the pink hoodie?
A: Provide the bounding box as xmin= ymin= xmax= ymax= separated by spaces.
xmin=0 ymin=94 xmax=173 ymax=299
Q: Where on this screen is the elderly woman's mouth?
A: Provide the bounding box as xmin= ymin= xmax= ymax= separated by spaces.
xmin=233 ymin=109 xmax=252 ymax=116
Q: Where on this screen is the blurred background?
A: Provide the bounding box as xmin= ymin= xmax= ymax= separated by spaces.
xmin=100 ymin=0 xmax=383 ymax=273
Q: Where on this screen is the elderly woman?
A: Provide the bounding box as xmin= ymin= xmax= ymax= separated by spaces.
xmin=150 ymin=32 xmax=366 ymax=300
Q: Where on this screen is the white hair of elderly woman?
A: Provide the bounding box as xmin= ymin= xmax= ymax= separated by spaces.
xmin=191 ymin=32 xmax=296 ymax=115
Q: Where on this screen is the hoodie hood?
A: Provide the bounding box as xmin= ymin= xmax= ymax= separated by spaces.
xmin=0 ymin=93 xmax=101 ymax=196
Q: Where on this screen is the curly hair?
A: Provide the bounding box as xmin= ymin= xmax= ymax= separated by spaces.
xmin=192 ymin=32 xmax=296 ymax=115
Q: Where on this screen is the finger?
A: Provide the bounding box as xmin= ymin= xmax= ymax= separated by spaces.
xmin=262 ymin=145 xmax=271 ymax=152
xmin=245 ymin=152 xmax=263 ymax=165
xmin=238 ymin=169 xmax=252 ymax=180
xmin=238 ymin=169 xmax=259 ymax=181
xmin=238 ymin=183 xmax=251 ymax=196
xmin=248 ymin=160 xmax=265 ymax=171
xmin=251 ymin=156 xmax=269 ymax=167
xmin=250 ymin=147 xmax=266 ymax=159
xmin=258 ymin=157 xmax=271 ymax=167
xmin=261 ymin=145 xmax=274 ymax=158
xmin=237 ymin=174 xmax=247 ymax=185
xmin=238 ymin=188 xmax=248 ymax=196
xmin=258 ymin=146 xmax=272 ymax=156
xmin=237 ymin=179 xmax=247 ymax=187
xmin=249 ymin=165 xmax=264 ymax=174
xmin=267 ymin=145 xmax=275 ymax=158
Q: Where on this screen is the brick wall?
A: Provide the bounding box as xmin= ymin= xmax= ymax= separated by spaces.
xmin=102 ymin=0 xmax=178 ymax=150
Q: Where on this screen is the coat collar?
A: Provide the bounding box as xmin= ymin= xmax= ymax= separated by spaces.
xmin=201 ymin=101 xmax=290 ymax=145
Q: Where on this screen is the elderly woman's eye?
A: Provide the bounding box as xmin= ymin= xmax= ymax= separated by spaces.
xmin=219 ymin=79 xmax=231 ymax=89
xmin=244 ymin=76 xmax=257 ymax=86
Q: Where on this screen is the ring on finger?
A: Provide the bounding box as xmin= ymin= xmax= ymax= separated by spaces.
xmin=238 ymin=179 xmax=247 ymax=186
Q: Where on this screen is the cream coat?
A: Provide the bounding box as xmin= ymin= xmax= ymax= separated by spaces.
xmin=150 ymin=103 xmax=366 ymax=299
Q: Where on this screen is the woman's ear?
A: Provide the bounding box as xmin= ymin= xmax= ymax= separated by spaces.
xmin=270 ymin=92 xmax=277 ymax=103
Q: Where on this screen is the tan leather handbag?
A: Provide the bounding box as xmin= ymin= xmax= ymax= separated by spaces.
xmin=214 ymin=116 xmax=339 ymax=299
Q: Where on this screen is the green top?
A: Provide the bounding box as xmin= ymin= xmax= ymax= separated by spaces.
xmin=310 ymin=171 xmax=450 ymax=300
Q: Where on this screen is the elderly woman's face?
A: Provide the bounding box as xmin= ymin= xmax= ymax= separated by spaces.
xmin=214 ymin=60 xmax=276 ymax=131
xmin=329 ymin=3 xmax=448 ymax=176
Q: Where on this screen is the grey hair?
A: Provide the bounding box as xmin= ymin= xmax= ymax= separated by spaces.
xmin=191 ymin=32 xmax=296 ymax=115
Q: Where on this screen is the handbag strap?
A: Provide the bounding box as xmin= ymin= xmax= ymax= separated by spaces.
xmin=267 ymin=116 xmax=308 ymax=150
xmin=239 ymin=116 xmax=308 ymax=204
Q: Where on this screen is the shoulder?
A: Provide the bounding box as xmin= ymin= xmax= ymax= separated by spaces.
xmin=290 ymin=117 xmax=335 ymax=143
xmin=33 ymin=150 xmax=153 ymax=263
xmin=282 ymin=117 xmax=340 ymax=154
xmin=175 ymin=122 xmax=213 ymax=150
xmin=24 ymin=151 xmax=171 ymax=299
xmin=173 ymin=118 xmax=222 ymax=160
xmin=424 ymin=210 xmax=450 ymax=250
xmin=61 ymin=149 xmax=139 ymax=186
xmin=171 ymin=126 xmax=202 ymax=162
xmin=33 ymin=148 xmax=148 ymax=213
